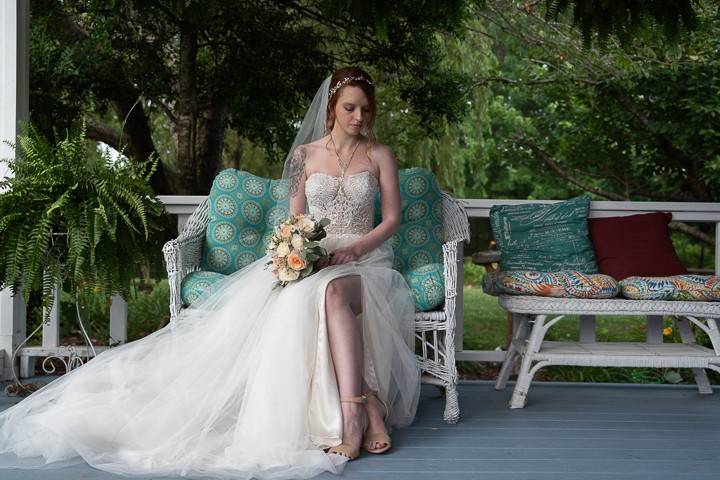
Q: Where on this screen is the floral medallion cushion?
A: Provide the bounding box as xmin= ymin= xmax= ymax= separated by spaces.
xmin=482 ymin=270 xmax=619 ymax=299
xmin=404 ymin=263 xmax=445 ymax=311
xmin=181 ymin=270 xmax=227 ymax=306
xmin=375 ymin=167 xmax=445 ymax=274
xmin=202 ymin=169 xmax=289 ymax=275
xmin=620 ymin=275 xmax=720 ymax=301
xmin=489 ymin=196 xmax=598 ymax=273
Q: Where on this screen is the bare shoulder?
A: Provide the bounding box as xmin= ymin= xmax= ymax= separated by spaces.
xmin=369 ymin=142 xmax=398 ymax=172
xmin=298 ymin=136 xmax=331 ymax=166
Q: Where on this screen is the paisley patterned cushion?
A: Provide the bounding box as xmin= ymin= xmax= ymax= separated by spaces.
xmin=181 ymin=270 xmax=227 ymax=306
xmin=482 ymin=270 xmax=618 ymax=298
xmin=489 ymin=196 xmax=598 ymax=273
xmin=202 ymin=170 xmax=289 ymax=275
xmin=404 ymin=263 xmax=445 ymax=311
xmin=375 ymin=167 xmax=444 ymax=274
xmin=620 ymin=275 xmax=720 ymax=301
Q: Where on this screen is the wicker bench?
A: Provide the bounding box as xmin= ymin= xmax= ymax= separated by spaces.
xmin=469 ymin=199 xmax=720 ymax=409
xmin=494 ymin=295 xmax=720 ymax=408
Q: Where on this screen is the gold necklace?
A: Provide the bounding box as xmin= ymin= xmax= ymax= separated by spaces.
xmin=330 ymin=134 xmax=361 ymax=177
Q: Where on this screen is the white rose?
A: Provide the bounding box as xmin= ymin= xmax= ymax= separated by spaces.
xmin=278 ymin=267 xmax=300 ymax=282
xmin=276 ymin=242 xmax=290 ymax=257
xmin=291 ymin=234 xmax=305 ymax=250
xmin=299 ymin=217 xmax=315 ymax=233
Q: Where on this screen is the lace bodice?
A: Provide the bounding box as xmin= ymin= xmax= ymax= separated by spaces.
xmin=287 ymin=145 xmax=378 ymax=235
xmin=305 ymin=171 xmax=378 ymax=235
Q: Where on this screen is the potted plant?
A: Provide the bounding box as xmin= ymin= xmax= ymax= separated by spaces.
xmin=0 ymin=122 xmax=167 ymax=383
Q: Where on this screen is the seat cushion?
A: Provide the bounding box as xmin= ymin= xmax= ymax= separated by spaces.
xmin=482 ymin=270 xmax=619 ymax=299
xmin=404 ymin=263 xmax=445 ymax=311
xmin=489 ymin=196 xmax=597 ymax=273
xmin=181 ymin=270 xmax=227 ymax=306
xmin=620 ymin=275 xmax=719 ymax=301
xmin=202 ymin=170 xmax=289 ymax=275
xmin=588 ymin=212 xmax=687 ymax=281
xmin=375 ymin=168 xmax=445 ymax=274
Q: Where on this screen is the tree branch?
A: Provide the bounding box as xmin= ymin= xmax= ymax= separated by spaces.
xmin=669 ymin=221 xmax=714 ymax=247
xmin=512 ymin=134 xmax=627 ymax=200
xmin=514 ymin=135 xmax=714 ymax=246
xmin=86 ymin=118 xmax=123 ymax=152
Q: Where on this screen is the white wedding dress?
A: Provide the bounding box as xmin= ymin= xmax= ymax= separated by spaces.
xmin=0 ymin=170 xmax=421 ymax=479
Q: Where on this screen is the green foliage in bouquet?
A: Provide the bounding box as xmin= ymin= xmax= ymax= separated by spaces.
xmin=265 ymin=216 xmax=331 ymax=288
xmin=0 ymin=123 xmax=167 ymax=318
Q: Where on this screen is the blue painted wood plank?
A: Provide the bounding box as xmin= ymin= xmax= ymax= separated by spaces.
xmin=1 ymin=378 xmax=719 ymax=480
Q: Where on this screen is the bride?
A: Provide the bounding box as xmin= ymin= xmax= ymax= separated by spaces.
xmin=0 ymin=66 xmax=421 ymax=479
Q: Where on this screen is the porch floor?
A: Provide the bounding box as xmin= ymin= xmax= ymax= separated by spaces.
xmin=1 ymin=379 xmax=718 ymax=479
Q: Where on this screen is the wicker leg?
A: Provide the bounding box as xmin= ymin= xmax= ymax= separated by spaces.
xmin=443 ymin=382 xmax=460 ymax=424
xmin=510 ymin=314 xmax=548 ymax=409
xmin=677 ymin=316 xmax=713 ymax=394
xmin=496 ymin=314 xmax=529 ymax=390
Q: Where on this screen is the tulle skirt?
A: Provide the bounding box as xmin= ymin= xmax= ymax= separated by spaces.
xmin=0 ymin=233 xmax=421 ymax=479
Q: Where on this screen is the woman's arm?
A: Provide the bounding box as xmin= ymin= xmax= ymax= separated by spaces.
xmin=288 ymin=146 xmax=307 ymax=215
xmin=339 ymin=144 xmax=401 ymax=261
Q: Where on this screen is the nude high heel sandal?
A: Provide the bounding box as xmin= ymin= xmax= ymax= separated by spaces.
xmin=327 ymin=394 xmax=367 ymax=461
xmin=363 ymin=391 xmax=391 ymax=454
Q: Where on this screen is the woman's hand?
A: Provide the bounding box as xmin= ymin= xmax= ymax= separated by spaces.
xmin=328 ymin=245 xmax=363 ymax=266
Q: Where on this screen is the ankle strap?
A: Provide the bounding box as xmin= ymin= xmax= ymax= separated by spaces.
xmin=340 ymin=394 xmax=367 ymax=404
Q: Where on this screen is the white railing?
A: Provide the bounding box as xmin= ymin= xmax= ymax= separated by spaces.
xmin=6 ymin=196 xmax=719 ymax=379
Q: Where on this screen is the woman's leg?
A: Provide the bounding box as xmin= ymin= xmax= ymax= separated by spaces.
xmin=325 ymin=276 xmax=365 ymax=451
xmin=325 ymin=276 xmax=388 ymax=451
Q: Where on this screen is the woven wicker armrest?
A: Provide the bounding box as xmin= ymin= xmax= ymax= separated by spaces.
xmin=163 ymin=198 xmax=211 ymax=324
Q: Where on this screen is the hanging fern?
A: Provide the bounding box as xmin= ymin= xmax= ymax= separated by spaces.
xmin=0 ymin=123 xmax=166 ymax=319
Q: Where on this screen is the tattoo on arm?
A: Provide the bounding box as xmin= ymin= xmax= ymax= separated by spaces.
xmin=288 ymin=146 xmax=306 ymax=197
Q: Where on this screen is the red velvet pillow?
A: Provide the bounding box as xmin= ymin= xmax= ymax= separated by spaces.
xmin=588 ymin=212 xmax=687 ymax=281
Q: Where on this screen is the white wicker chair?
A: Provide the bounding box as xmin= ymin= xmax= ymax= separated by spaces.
xmin=163 ymin=189 xmax=470 ymax=424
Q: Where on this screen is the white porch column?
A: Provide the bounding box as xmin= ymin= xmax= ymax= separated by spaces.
xmin=0 ymin=0 xmax=30 ymax=381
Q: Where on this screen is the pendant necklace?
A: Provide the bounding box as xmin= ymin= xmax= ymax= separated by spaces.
xmin=330 ymin=134 xmax=361 ymax=194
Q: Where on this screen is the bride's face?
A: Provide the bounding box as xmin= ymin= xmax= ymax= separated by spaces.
xmin=333 ymin=86 xmax=371 ymax=136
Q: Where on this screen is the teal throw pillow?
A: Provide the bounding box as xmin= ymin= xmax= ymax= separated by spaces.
xmin=202 ymin=170 xmax=289 ymax=275
xmin=374 ymin=167 xmax=445 ymax=274
xmin=489 ymin=195 xmax=597 ymax=273
xmin=181 ymin=270 xmax=227 ymax=306
xmin=404 ymin=263 xmax=445 ymax=311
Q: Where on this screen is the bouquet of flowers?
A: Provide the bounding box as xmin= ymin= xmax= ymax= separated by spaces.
xmin=265 ymin=214 xmax=331 ymax=288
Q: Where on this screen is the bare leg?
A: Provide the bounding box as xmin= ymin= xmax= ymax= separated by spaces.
xmin=325 ymin=276 xmax=365 ymax=453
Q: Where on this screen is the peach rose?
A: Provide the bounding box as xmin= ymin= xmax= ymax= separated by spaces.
xmin=280 ymin=225 xmax=293 ymax=239
xmin=287 ymin=251 xmax=306 ymax=271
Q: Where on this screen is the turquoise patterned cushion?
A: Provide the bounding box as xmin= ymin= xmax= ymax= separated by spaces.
xmin=374 ymin=167 xmax=444 ymax=274
xmin=404 ymin=263 xmax=445 ymax=311
xmin=202 ymin=170 xmax=289 ymax=275
xmin=482 ymin=270 xmax=618 ymax=298
xmin=181 ymin=270 xmax=227 ymax=306
xmin=489 ymin=196 xmax=598 ymax=273
xmin=620 ymin=275 xmax=720 ymax=301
